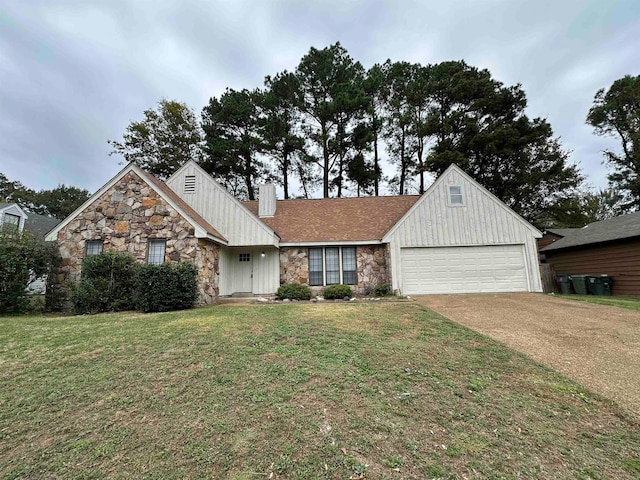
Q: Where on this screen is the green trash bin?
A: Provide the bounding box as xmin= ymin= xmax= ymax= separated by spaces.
xmin=571 ymin=275 xmax=590 ymax=295
xmin=587 ymin=275 xmax=613 ymax=296
xmin=556 ymin=274 xmax=573 ymax=294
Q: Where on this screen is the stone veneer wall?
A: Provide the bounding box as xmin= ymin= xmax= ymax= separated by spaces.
xmin=279 ymin=245 xmax=390 ymax=295
xmin=54 ymin=171 xmax=219 ymax=305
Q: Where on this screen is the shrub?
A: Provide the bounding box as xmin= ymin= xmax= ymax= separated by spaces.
xmin=0 ymin=229 xmax=59 ymax=314
xmin=276 ymin=283 xmax=312 ymax=301
xmin=323 ymin=284 xmax=353 ymax=300
xmin=136 ymin=262 xmax=198 ymax=312
xmin=373 ymin=283 xmax=392 ymax=297
xmin=70 ymin=251 xmax=138 ymax=314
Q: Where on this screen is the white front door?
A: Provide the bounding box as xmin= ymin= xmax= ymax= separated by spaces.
xmin=235 ymin=251 xmax=253 ymax=293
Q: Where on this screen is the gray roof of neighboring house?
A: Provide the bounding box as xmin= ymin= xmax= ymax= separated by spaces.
xmin=541 ymin=211 xmax=640 ymax=252
xmin=545 ymin=228 xmax=580 ymax=237
xmin=0 ymin=202 xmax=11 ymax=210
xmin=24 ymin=213 xmax=61 ymax=240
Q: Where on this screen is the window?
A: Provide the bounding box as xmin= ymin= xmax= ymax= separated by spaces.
xmin=309 ymin=248 xmax=323 ymax=286
xmin=325 ymin=247 xmax=340 ymax=285
xmin=239 ymin=253 xmax=251 ymax=262
xmin=308 ymin=247 xmax=358 ymax=286
xmin=449 ymin=185 xmax=463 ymax=205
xmin=342 ymin=247 xmax=357 ymax=285
xmin=184 ymin=175 xmax=196 ymax=194
xmin=85 ymin=240 xmax=103 ymax=256
xmin=148 ymin=239 xmax=166 ymax=265
xmin=2 ymin=213 xmax=20 ymax=232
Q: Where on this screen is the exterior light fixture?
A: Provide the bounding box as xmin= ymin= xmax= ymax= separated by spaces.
xmin=261 ymin=251 xmax=266 ymax=258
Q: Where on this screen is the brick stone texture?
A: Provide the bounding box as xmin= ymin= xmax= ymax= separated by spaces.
xmin=54 ymin=171 xmax=219 ymax=304
xmin=279 ymin=245 xmax=390 ymax=296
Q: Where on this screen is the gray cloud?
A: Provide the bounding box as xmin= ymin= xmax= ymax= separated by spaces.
xmin=1 ymin=0 xmax=638 ymax=195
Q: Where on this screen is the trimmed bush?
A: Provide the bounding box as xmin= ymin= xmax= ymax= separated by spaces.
xmin=276 ymin=283 xmax=312 ymax=301
xmin=71 ymin=251 xmax=138 ymax=314
xmin=136 ymin=262 xmax=198 ymax=312
xmin=373 ymin=283 xmax=392 ymax=297
xmin=323 ymin=284 xmax=353 ymax=300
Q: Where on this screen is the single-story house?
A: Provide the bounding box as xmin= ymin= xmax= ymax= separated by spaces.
xmin=45 ymin=160 xmax=543 ymax=303
xmin=540 ymin=212 xmax=640 ymax=295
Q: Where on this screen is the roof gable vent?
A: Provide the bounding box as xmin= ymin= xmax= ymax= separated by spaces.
xmin=184 ymin=175 xmax=196 ymax=194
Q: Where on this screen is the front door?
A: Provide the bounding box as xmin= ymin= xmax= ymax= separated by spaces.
xmin=235 ymin=251 xmax=253 ymax=294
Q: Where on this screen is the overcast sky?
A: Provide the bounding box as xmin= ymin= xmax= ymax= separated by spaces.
xmin=1 ymin=0 xmax=638 ymax=196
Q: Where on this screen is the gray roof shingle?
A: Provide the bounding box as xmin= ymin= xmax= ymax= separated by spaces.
xmin=541 ymin=211 xmax=640 ymax=252
xmin=24 ymin=213 xmax=61 ymax=240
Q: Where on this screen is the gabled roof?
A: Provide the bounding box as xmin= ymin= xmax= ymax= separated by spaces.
xmin=383 ymin=164 xmax=542 ymax=242
xmin=45 ymin=164 xmax=227 ymax=244
xmin=243 ymin=195 xmax=420 ymax=243
xmin=25 ymin=213 xmax=61 ymax=240
xmin=541 ymin=211 xmax=640 ymax=252
xmin=545 ymin=228 xmax=579 ymax=237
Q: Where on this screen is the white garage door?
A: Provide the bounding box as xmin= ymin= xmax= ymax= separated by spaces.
xmin=401 ymin=245 xmax=529 ymax=294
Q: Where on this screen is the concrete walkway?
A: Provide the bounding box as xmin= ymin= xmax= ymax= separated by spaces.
xmin=415 ymin=293 xmax=640 ymax=417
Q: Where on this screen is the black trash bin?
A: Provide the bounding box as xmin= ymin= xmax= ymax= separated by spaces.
xmin=556 ymin=274 xmax=573 ymax=294
xmin=587 ymin=275 xmax=613 ymax=296
xmin=571 ymin=275 xmax=590 ymax=295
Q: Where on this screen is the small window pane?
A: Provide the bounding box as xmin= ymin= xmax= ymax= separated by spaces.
xmin=3 ymin=213 xmax=20 ymax=232
xmin=148 ymin=239 xmax=166 ymax=265
xmin=239 ymin=253 xmax=251 ymax=262
xmin=342 ymin=247 xmax=357 ymax=285
xmin=449 ymin=186 xmax=463 ymax=204
xmin=86 ymin=240 xmax=103 ymax=256
xmin=309 ymin=248 xmax=323 ymax=286
xmin=325 ymin=247 xmax=340 ymax=285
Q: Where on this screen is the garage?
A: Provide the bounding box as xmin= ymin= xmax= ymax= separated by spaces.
xmin=400 ymin=245 xmax=529 ymax=294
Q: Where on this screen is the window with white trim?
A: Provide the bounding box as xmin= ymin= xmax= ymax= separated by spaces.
xmin=148 ymin=239 xmax=166 ymax=265
xmin=2 ymin=213 xmax=20 ymax=232
xmin=449 ymin=185 xmax=463 ymax=205
xmin=85 ymin=240 xmax=103 ymax=256
xmin=308 ymin=247 xmax=358 ymax=286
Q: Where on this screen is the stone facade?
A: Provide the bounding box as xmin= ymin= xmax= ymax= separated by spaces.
xmin=54 ymin=171 xmax=219 ymax=304
xmin=279 ymin=245 xmax=391 ymax=296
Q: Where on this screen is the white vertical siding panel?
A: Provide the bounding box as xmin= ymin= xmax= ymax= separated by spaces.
xmin=166 ymin=166 xmax=278 ymax=246
xmin=386 ymin=167 xmax=541 ymax=293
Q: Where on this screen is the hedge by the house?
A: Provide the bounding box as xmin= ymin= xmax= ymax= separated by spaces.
xmin=323 ymin=284 xmax=353 ymax=300
xmin=70 ymin=251 xmax=138 ymax=314
xmin=373 ymin=283 xmax=392 ymax=297
xmin=70 ymin=251 xmax=198 ymax=314
xmin=136 ymin=262 xmax=198 ymax=313
xmin=276 ymin=283 xmax=312 ymax=300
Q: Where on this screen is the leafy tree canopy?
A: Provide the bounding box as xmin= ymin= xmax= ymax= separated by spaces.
xmin=109 ymin=99 xmax=204 ymax=180
xmin=587 ymin=74 xmax=640 ymax=212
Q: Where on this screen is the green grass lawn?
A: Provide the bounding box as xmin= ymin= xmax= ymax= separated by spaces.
xmin=558 ymin=294 xmax=640 ymax=312
xmin=1 ymin=304 xmax=639 ymax=479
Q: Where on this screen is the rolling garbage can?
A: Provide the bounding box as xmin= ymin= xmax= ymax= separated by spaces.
xmin=571 ymin=275 xmax=590 ymax=295
xmin=556 ymin=274 xmax=573 ymax=294
xmin=587 ymin=275 xmax=613 ymax=296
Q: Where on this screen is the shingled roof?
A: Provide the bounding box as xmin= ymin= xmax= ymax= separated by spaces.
xmin=244 ymin=195 xmax=420 ymax=243
xmin=541 ymin=211 xmax=640 ymax=252
xmin=25 ymin=213 xmax=61 ymax=240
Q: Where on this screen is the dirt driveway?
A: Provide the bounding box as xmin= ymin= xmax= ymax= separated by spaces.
xmin=416 ymin=293 xmax=640 ymax=417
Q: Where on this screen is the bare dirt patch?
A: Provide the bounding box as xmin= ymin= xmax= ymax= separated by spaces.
xmin=415 ymin=293 xmax=640 ymax=417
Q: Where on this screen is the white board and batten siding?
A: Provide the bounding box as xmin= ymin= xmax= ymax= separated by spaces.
xmin=383 ymin=166 xmax=542 ymax=295
xmin=218 ymin=247 xmax=280 ymax=296
xmin=166 ymin=161 xmax=279 ymax=247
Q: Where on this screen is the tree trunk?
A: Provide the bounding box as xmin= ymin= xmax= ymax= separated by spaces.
xmin=322 ymin=123 xmax=330 ymax=198
xmin=282 ymin=152 xmax=290 ymax=199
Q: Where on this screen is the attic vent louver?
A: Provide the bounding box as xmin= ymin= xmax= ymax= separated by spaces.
xmin=184 ymin=175 xmax=196 ymax=194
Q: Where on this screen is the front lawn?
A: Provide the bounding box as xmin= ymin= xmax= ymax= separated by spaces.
xmin=558 ymin=294 xmax=640 ymax=312
xmin=1 ymin=304 xmax=639 ymax=479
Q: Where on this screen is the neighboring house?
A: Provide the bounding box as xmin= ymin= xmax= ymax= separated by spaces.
xmin=0 ymin=202 xmax=28 ymax=233
xmin=1 ymin=202 xmax=61 ymax=294
xmin=46 ymin=161 xmax=543 ymax=304
xmin=540 ymin=212 xmax=640 ymax=295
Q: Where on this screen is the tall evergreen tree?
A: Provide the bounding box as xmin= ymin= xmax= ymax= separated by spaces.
xmin=587 ymin=74 xmax=640 ymax=212
xmin=201 ymin=89 xmax=269 ymax=201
